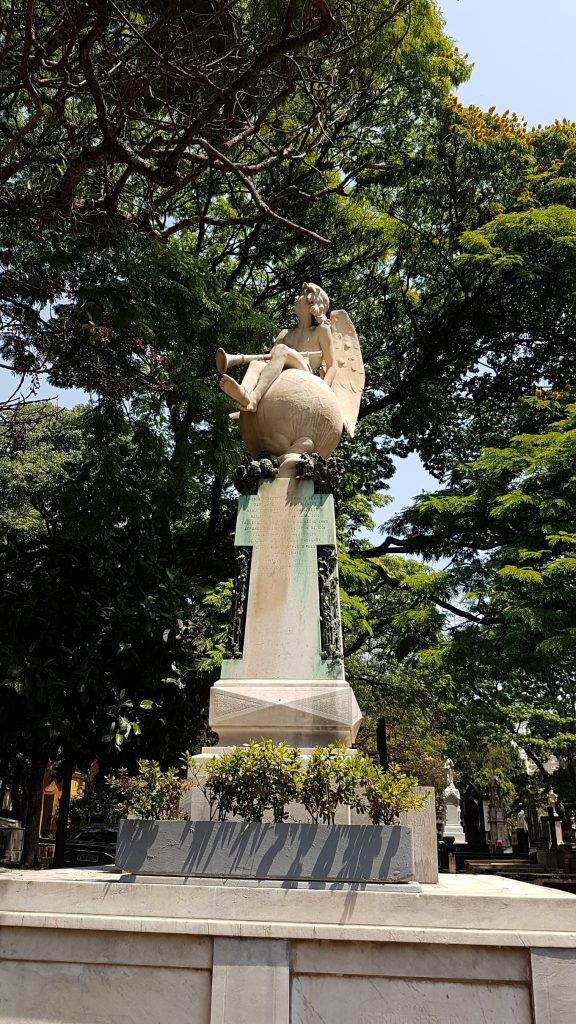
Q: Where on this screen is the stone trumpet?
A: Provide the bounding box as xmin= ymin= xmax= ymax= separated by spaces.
xmin=215 ymin=347 xmax=321 ymax=374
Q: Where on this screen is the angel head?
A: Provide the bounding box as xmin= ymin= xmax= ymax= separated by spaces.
xmin=295 ymin=282 xmax=330 ymax=325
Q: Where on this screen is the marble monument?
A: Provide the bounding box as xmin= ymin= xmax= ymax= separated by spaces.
xmin=205 ymin=283 xmax=363 ymax=754
xmin=4 ymin=284 xmax=576 ymax=1024
xmin=442 ymin=757 xmax=467 ymax=845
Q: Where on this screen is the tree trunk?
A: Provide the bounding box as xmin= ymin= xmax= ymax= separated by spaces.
xmin=10 ymin=760 xmax=25 ymax=821
xmin=376 ymin=717 xmax=389 ymax=770
xmin=52 ymin=761 xmax=74 ymax=868
xmin=565 ymin=750 xmax=576 ymax=797
xmin=0 ymin=769 xmax=6 ymax=815
xmin=20 ymin=758 xmax=48 ymax=869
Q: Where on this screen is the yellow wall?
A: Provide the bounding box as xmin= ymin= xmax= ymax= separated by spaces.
xmin=41 ymin=771 xmax=85 ymax=835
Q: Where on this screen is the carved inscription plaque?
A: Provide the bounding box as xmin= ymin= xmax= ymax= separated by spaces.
xmin=226 ymin=479 xmax=345 ymax=681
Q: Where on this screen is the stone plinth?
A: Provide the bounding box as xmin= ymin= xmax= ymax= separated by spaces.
xmin=206 ymin=476 xmax=361 ymax=749
xmin=115 ymin=820 xmax=415 ymax=883
xmin=2 ymin=869 xmax=576 ymax=1024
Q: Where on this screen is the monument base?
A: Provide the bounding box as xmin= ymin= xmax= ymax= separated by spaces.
xmin=115 ymin=819 xmax=415 ymax=883
xmin=443 ymin=825 xmax=467 ymax=844
xmin=209 ymin=679 xmax=362 ymax=748
xmin=1 ymin=868 xmax=575 ymax=1024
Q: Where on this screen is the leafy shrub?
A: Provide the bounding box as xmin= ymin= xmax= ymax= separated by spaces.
xmin=107 ymin=760 xmax=188 ymax=820
xmin=112 ymin=745 xmax=425 ymax=825
xmin=300 ymin=744 xmax=366 ymax=824
xmin=69 ymin=779 xmax=119 ymax=829
xmin=358 ymin=760 xmax=427 ymax=826
xmin=191 ymin=741 xmax=425 ymax=826
xmin=301 ymin=744 xmax=425 ymax=825
xmin=197 ymin=739 xmax=302 ymax=823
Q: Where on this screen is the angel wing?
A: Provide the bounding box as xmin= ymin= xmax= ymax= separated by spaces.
xmin=328 ymin=309 xmax=365 ymax=437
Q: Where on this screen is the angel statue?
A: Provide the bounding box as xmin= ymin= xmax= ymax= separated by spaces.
xmin=216 ymin=283 xmax=364 ymax=470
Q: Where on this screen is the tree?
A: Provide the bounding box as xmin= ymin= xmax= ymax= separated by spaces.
xmin=351 ymin=657 xmax=448 ymax=791
xmin=0 ymin=401 xmax=230 ymax=863
xmin=0 ymin=1 xmax=461 ymax=240
xmin=341 ymin=105 xmax=576 ymax=474
xmin=0 ymin=0 xmax=468 ymax=427
xmin=381 ymin=394 xmax=576 ymax=807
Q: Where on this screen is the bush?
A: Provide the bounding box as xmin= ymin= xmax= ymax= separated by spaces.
xmin=191 ymin=741 xmax=425 ymax=826
xmin=68 ymin=779 xmax=119 ymax=829
xmin=107 ymin=760 xmax=188 ymax=820
xmin=300 ymin=744 xmax=366 ymax=824
xmin=198 ymin=739 xmax=302 ymax=823
xmin=300 ymin=744 xmax=425 ymax=825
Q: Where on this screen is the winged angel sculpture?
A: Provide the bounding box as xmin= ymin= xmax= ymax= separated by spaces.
xmin=216 ymin=283 xmax=364 ymax=470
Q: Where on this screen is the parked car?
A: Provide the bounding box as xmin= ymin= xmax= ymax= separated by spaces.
xmin=64 ymin=824 xmax=118 ymax=867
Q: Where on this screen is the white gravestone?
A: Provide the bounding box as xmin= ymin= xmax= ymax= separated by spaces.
xmin=442 ymin=758 xmax=466 ymax=845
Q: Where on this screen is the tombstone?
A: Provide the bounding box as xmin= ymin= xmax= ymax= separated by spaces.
xmin=487 ymin=775 xmax=509 ymax=850
xmin=441 ymin=758 xmax=466 ymax=845
xmin=527 ymin=798 xmax=540 ymax=850
xmin=463 ymin=782 xmax=488 ymax=852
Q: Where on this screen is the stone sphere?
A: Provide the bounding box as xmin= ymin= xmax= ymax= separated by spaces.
xmin=239 ymin=369 xmax=343 ymax=459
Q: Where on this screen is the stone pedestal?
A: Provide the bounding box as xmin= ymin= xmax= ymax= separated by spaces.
xmin=2 ymin=868 xmax=576 ymax=1024
xmin=203 ymin=476 xmax=361 ymax=750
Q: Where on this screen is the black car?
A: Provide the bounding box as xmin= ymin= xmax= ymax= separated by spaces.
xmin=64 ymin=824 xmax=118 ymax=867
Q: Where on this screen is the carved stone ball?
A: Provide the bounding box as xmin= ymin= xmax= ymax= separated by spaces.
xmin=239 ymin=369 xmax=343 ymax=459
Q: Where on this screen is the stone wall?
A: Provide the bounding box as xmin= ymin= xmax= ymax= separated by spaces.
xmin=1 ymin=869 xmax=576 ymax=1023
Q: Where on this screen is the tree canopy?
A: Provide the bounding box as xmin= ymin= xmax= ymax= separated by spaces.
xmin=394 ymin=395 xmax=575 ymax=788
xmin=2 ymin=1 xmax=576 ymax=838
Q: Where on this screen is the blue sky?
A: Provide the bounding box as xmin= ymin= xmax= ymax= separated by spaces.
xmin=2 ymin=0 xmax=573 ymax=534
xmin=439 ymin=0 xmax=576 ymax=128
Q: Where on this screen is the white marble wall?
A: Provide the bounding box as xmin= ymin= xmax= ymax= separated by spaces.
xmin=1 ymin=870 xmax=576 ymax=1024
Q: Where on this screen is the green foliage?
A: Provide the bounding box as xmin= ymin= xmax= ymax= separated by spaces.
xmin=68 ymin=780 xmax=119 ymax=830
xmin=194 ymin=741 xmax=424 ymax=826
xmin=196 ymin=740 xmax=303 ymax=824
xmin=398 ymin=395 xmax=576 ymax=673
xmin=299 ymin=745 xmax=368 ymax=825
xmin=390 ymin=394 xmax=576 ymax=808
xmin=107 ymin=760 xmax=187 ymax=821
xmin=351 ymin=659 xmax=449 ymax=792
xmin=0 ymin=401 xmax=225 ymax=779
xmin=360 ymin=761 xmax=427 ymax=827
xmin=299 ymin=744 xmax=425 ymax=826
xmin=471 ymin=769 xmax=516 ymax=816
xmin=355 ymin=105 xmax=576 ymax=474
xmin=0 ymin=0 xmax=464 ymax=246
